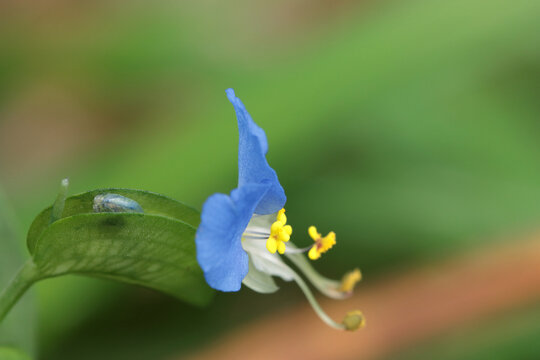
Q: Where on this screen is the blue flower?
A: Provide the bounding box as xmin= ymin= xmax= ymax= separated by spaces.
xmin=194 ymin=89 xmax=364 ymax=331
xmin=226 ymin=89 xmax=286 ymax=215
xmin=195 ymin=89 xmax=286 ymax=292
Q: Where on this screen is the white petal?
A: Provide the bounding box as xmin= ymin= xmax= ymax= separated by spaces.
xmin=242 ymin=239 xmax=294 ymax=282
xmin=242 ymin=258 xmax=279 ymax=293
xmin=246 ymin=213 xmax=276 ymax=230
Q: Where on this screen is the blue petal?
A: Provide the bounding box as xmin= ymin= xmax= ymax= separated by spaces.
xmin=195 ymin=183 xmax=270 ymax=292
xmin=226 ymin=88 xmax=286 ymax=214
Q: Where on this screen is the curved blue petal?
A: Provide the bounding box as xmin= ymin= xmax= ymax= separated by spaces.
xmin=226 ymin=88 xmax=286 ymax=214
xmin=195 ymin=183 xmax=270 ymax=291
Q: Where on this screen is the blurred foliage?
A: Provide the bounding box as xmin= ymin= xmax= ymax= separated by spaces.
xmin=0 ymin=0 xmax=540 ymax=359
xmin=392 ymin=305 xmax=540 ymax=360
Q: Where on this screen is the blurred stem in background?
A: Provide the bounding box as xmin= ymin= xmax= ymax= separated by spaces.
xmin=0 ymin=261 xmax=39 ymax=325
xmin=0 ymin=189 xmax=36 ymax=357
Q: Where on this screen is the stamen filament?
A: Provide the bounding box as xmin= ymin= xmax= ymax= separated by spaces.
xmin=244 ymin=230 xmax=271 ymax=236
xmin=247 ymin=226 xmax=272 ymax=235
xmin=291 ymin=272 xmax=345 ymax=330
xmin=286 ymin=243 xmax=347 ymax=299
xmin=243 ymin=233 xmax=271 ymax=240
xmin=284 ymin=246 xmax=312 ymax=254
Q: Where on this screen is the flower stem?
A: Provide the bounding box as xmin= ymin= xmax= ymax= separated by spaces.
xmin=0 ymin=260 xmax=40 ymax=324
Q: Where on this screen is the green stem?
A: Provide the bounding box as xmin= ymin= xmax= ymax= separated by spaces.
xmin=0 ymin=260 xmax=40 ymax=324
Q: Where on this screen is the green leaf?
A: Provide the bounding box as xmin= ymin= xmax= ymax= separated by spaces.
xmin=23 ymin=189 xmax=212 ymax=307
xmin=27 ymin=188 xmax=200 ymax=254
xmin=32 ymin=213 xmax=212 ymax=306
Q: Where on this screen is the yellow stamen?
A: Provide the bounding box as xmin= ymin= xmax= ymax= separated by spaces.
xmin=266 ymin=237 xmax=278 ymax=253
xmin=340 ymin=268 xmax=362 ymax=293
xmin=342 ymin=310 xmax=365 ymax=331
xmin=277 ymin=208 xmax=287 ymax=224
xmin=308 ymin=225 xmax=319 ymax=239
xmin=307 ymin=226 xmax=336 ymax=260
xmin=266 ymin=208 xmax=293 ymax=254
xmin=277 ymin=241 xmax=286 ymax=254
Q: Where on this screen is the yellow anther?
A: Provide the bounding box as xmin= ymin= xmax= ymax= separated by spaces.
xmin=342 ymin=310 xmax=365 ymax=331
xmin=340 ymin=268 xmax=362 ymax=293
xmin=308 ymin=225 xmax=319 ymax=239
xmin=277 ymin=208 xmax=287 ymax=224
xmin=266 ymin=237 xmax=278 ymax=253
xmin=266 ymin=208 xmax=293 ymax=254
xmin=307 ymin=226 xmax=336 ymax=260
xmin=278 ymin=225 xmax=292 ymax=242
xmin=270 ymin=221 xmax=283 ymax=234
xmin=277 ymin=241 xmax=286 ymax=254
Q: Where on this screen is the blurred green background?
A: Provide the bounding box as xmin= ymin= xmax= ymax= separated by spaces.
xmin=1 ymin=0 xmax=540 ymax=359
